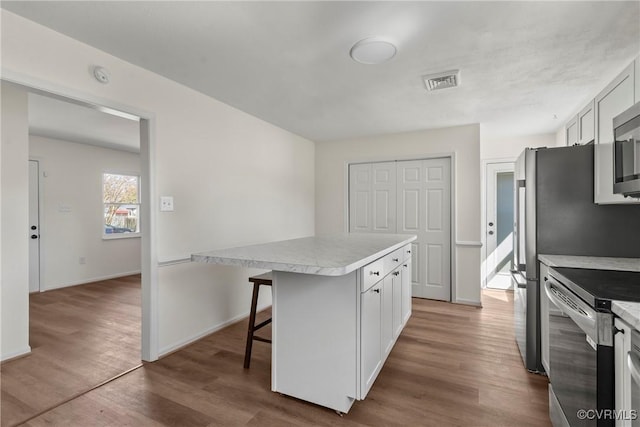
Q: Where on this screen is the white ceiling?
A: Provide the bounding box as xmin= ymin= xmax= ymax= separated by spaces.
xmin=4 ymin=1 xmax=640 ymax=143
xmin=28 ymin=93 xmax=140 ymax=152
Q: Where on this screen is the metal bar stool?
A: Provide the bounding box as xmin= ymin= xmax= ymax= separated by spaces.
xmin=244 ymin=271 xmax=273 ymax=369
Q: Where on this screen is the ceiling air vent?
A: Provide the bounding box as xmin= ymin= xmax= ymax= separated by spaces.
xmin=422 ymin=70 xmax=460 ymax=92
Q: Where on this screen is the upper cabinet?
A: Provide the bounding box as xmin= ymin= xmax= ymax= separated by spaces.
xmin=594 ymin=61 xmax=636 ymax=204
xmin=577 ymin=100 xmax=595 ymax=145
xmin=565 ymin=115 xmax=578 ymax=146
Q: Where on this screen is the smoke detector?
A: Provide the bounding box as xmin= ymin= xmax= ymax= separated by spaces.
xmin=422 ymin=70 xmax=460 ymax=91
xmin=92 ymin=66 xmax=110 ymax=84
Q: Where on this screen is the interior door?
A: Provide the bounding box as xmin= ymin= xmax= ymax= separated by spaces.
xmin=397 ymin=158 xmax=451 ymax=301
xmin=29 ymin=160 xmax=41 ymax=293
xmin=485 ymin=162 xmax=514 ymax=289
xmin=349 ymin=158 xmax=451 ymax=301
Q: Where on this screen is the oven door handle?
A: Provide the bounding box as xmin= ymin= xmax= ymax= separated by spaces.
xmin=544 ymin=277 xmax=597 ymax=341
xmin=628 ymin=351 xmax=640 ymax=385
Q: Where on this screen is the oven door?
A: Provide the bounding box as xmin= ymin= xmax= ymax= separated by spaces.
xmin=545 ymin=277 xmax=598 ymax=427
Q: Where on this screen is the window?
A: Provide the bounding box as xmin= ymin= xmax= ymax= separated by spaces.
xmin=103 ymin=173 xmax=140 ymax=238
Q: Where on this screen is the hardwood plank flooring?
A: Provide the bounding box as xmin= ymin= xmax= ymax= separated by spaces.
xmin=18 ymin=289 xmax=550 ymax=426
xmin=1 ymin=276 xmax=141 ymax=427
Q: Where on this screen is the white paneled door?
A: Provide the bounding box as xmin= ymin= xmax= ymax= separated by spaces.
xmin=349 ymin=158 xmax=451 ymax=301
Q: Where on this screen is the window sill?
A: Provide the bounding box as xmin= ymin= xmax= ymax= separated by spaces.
xmin=102 ymin=233 xmax=141 ymax=241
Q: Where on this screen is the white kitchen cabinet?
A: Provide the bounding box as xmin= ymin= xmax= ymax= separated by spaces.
xmin=401 ymin=257 xmax=412 ymax=324
xmin=360 ymin=243 xmax=412 ymax=398
xmin=195 ymin=234 xmax=415 ymax=414
xmin=594 ymin=61 xmax=636 ymax=204
xmin=614 ymin=317 xmax=633 ymax=427
xmin=360 ymin=281 xmax=382 ymax=398
xmin=566 ymin=115 xmax=578 ymax=146
xmin=392 ymin=269 xmax=402 ymax=339
xmin=381 ymin=274 xmax=394 ymax=357
xmin=578 ymin=100 xmax=595 ymax=145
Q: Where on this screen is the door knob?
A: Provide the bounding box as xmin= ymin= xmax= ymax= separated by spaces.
xmin=488 ymin=222 xmax=494 ymax=227
xmin=488 ymin=231 xmax=494 ymax=235
xmin=31 ymin=225 xmax=37 ymax=230
xmin=31 ymin=234 xmax=38 ymax=239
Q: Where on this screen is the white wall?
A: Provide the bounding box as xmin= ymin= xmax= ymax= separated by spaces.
xmin=29 ymin=135 xmax=141 ymax=290
xmin=1 ymin=10 xmax=315 ymax=359
xmin=1 ymin=83 xmax=31 ymax=360
xmin=481 ymin=132 xmax=556 ymax=161
xmin=315 ymin=124 xmax=482 ymax=305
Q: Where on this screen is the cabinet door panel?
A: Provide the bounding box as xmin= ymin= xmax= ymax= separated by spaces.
xmin=566 ymin=116 xmax=578 ymax=146
xmin=401 ymin=259 xmax=412 ymax=324
xmin=361 ymin=284 xmax=382 ymax=398
xmin=392 ymin=269 xmax=402 ymax=338
xmin=614 ymin=318 xmax=632 ymax=427
xmin=381 ymin=275 xmax=394 ymax=358
xmin=578 ymin=101 xmax=595 ymax=145
xmin=594 ymin=62 xmax=636 ymax=204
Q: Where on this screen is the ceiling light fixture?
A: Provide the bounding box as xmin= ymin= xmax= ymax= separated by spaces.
xmin=350 ymin=37 xmax=397 ymax=65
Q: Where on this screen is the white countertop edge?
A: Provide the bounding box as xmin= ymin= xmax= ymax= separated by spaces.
xmin=612 ymin=301 xmax=640 ymax=332
xmin=191 ymin=235 xmax=416 ymax=276
xmin=538 ymin=254 xmax=640 ymax=272
xmin=190 ymin=254 xmax=352 ymax=276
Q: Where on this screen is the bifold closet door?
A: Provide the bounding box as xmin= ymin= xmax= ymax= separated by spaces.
xmin=349 ymin=158 xmax=451 ymax=301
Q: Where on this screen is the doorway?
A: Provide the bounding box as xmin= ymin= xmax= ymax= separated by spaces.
xmin=29 ymin=160 xmax=41 ymax=293
xmin=485 ymin=162 xmax=515 ymax=289
xmin=1 ymin=85 xmax=151 ymax=426
xmin=348 ymin=157 xmax=453 ymax=301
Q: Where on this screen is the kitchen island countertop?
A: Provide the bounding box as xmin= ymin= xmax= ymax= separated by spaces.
xmin=191 ymin=233 xmax=416 ymax=276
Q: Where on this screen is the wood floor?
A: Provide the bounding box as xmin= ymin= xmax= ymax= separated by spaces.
xmin=1 ymin=276 xmax=142 ymax=427
xmin=5 ymin=288 xmax=550 ymax=426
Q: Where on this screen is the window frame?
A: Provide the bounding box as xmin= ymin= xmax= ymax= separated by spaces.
xmin=102 ymin=171 xmax=142 ymax=240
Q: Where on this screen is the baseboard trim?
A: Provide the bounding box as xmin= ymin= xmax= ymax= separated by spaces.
xmin=41 ymin=270 xmax=141 ymax=291
xmin=157 ymin=305 xmax=271 ymax=358
xmin=1 ymin=345 xmax=32 ymax=363
xmin=454 ymin=298 xmax=482 ymax=307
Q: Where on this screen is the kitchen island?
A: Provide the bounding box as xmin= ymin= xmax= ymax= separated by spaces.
xmin=191 ymin=233 xmax=416 ymax=413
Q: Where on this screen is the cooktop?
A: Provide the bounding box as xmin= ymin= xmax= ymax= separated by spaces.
xmin=548 ymin=267 xmax=640 ymax=311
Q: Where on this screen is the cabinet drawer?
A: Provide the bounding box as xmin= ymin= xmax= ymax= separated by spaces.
xmin=383 ymin=249 xmax=403 ymax=275
xmin=401 ymin=244 xmax=412 ymax=261
xmin=362 ymin=258 xmax=384 ymax=291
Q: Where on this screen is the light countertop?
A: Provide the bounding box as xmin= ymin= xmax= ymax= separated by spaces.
xmin=538 ymin=254 xmax=640 ymax=272
xmin=612 ymin=301 xmax=640 ymax=331
xmin=191 ymin=233 xmax=416 ymax=276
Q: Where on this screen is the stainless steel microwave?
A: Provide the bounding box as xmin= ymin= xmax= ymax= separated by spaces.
xmin=613 ymin=102 xmax=640 ymax=198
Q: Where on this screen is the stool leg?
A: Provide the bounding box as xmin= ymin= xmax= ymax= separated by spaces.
xmin=244 ymin=283 xmax=261 ymax=369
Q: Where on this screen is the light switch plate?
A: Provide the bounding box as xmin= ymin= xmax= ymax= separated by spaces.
xmin=160 ymin=196 xmax=174 ymax=212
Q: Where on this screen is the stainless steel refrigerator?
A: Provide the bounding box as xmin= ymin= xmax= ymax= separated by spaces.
xmin=511 ymin=144 xmax=640 ymax=373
